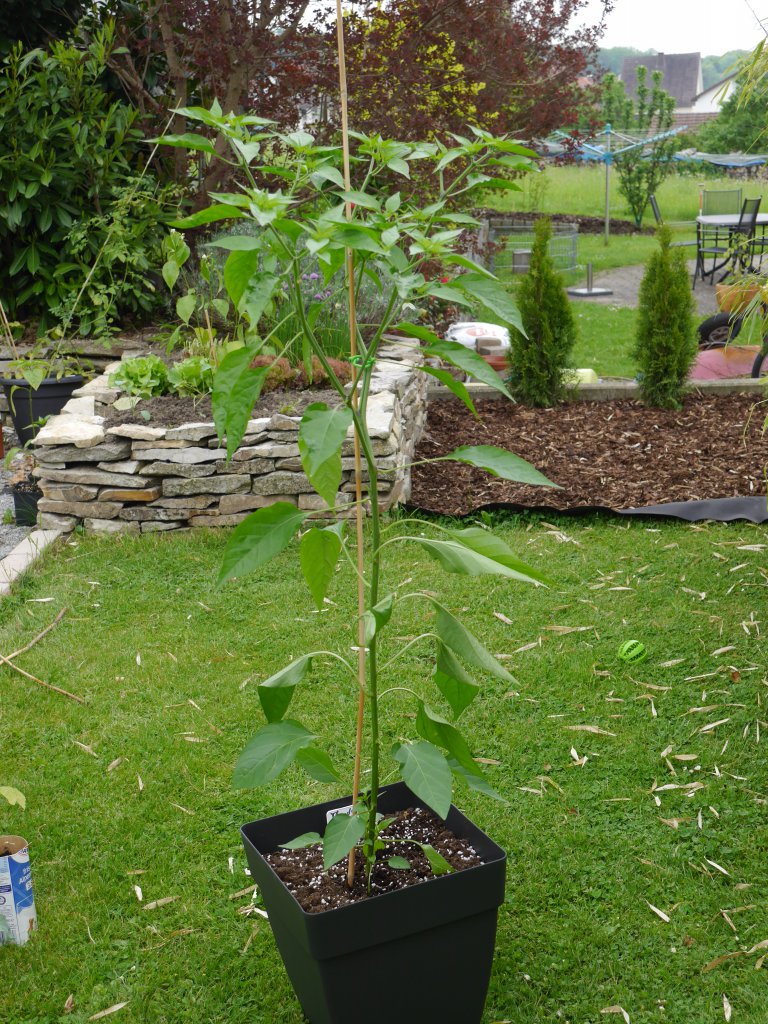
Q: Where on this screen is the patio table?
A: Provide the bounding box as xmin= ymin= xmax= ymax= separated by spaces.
xmin=695 ymin=212 xmax=768 ymax=283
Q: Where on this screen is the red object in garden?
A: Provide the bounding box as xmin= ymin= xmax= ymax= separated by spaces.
xmin=689 ymin=345 xmax=761 ymax=380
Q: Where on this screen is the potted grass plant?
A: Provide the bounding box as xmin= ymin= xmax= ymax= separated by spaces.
xmin=0 ymin=301 xmax=84 ymax=444
xmin=160 ymin=87 xmax=561 ymax=1023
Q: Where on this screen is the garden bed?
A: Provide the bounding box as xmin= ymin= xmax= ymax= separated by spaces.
xmin=410 ymin=393 xmax=768 ymax=515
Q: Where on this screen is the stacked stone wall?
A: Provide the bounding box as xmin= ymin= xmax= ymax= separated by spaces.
xmin=31 ymin=341 xmax=427 ymax=533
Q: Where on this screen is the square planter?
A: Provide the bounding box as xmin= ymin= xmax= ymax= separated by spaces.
xmin=241 ymin=782 xmax=506 ymax=1024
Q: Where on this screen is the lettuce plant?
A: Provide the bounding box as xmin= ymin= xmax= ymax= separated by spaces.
xmin=160 ymin=103 xmax=561 ymax=889
xmin=109 ymin=355 xmax=169 ymax=398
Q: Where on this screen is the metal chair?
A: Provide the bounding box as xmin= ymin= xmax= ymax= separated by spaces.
xmin=648 ymin=194 xmax=697 ymax=251
xmin=695 ymin=196 xmax=762 ymax=285
xmin=701 ymin=189 xmax=743 ymax=215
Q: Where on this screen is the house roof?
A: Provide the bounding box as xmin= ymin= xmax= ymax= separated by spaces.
xmin=620 ymin=52 xmax=701 ymax=107
xmin=691 ymin=71 xmax=738 ymax=104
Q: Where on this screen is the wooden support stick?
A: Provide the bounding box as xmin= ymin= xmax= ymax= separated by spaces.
xmin=0 ymin=652 xmax=84 ymax=704
xmin=0 ymin=607 xmax=83 ymax=702
xmin=335 ymin=0 xmax=367 ymax=890
xmin=4 ymin=606 xmax=68 ymax=662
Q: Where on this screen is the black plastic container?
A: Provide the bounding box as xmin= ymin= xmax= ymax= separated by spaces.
xmin=0 ymin=375 xmax=83 ymax=444
xmin=241 ymin=782 xmax=506 ymax=1024
xmin=12 ymin=487 xmax=41 ymax=527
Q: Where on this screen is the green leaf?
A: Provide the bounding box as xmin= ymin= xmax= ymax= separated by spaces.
xmin=418 ymin=365 xmax=477 ymax=417
xmin=362 ymin=593 xmax=394 ymax=644
xmin=386 ymin=156 xmax=410 ymax=177
xmin=331 ymin=226 xmax=384 ymax=254
xmin=224 ymin=249 xmax=260 ymax=307
xmin=169 ymin=205 xmax=246 ymax=230
xmin=233 ymin=720 xmax=316 ymax=788
xmin=387 ymin=856 xmax=411 ymax=870
xmin=338 ymin=189 xmax=381 ymax=211
xmin=323 ymin=811 xmax=365 ymax=870
xmin=447 ymin=527 xmax=551 ymax=584
xmin=448 ymin=758 xmax=507 ymax=803
xmin=408 ymin=537 xmax=537 ymax=579
xmin=311 ymin=164 xmax=345 ymax=188
xmin=416 ymin=336 xmax=513 ymax=397
xmin=162 ymin=259 xmax=179 ymax=291
xmin=157 ymin=132 xmax=217 ymax=155
xmin=434 ymin=643 xmax=480 ymax=719
xmin=295 ymin=747 xmax=342 ymax=784
xmin=454 ymin=273 xmax=524 ymax=334
xmin=280 ymin=831 xmax=322 ymax=850
xmin=300 ymin=527 xmax=342 ymax=610
xmin=219 ymin=503 xmax=307 ymax=585
xmin=445 ymin=446 xmax=560 ymax=487
xmin=0 ymin=786 xmax=25 ymax=808
xmin=258 ymin=655 xmax=312 ymax=722
xmin=176 ymin=292 xmax=196 ymax=325
xmin=211 ymin=345 xmax=269 ymax=457
xmin=204 ymin=235 xmax=262 ymax=251
xmin=241 ymin=272 xmax=279 ymax=327
xmin=392 ymin=741 xmax=453 ymax=819
xmin=418 ymin=843 xmax=453 ymax=876
xmin=430 ymin=602 xmax=513 ymax=682
xmin=17 ymin=364 xmax=46 ymax=391
xmin=298 ymin=403 xmax=353 ymax=507
xmin=416 ymin=701 xmax=483 ymax=776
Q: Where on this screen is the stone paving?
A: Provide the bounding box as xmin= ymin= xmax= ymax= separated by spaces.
xmin=0 ymin=426 xmax=31 ymax=561
xmin=569 ymin=260 xmax=719 ymax=317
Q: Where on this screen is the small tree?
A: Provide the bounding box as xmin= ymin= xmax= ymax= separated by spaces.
xmin=508 ymin=217 xmax=577 ymax=407
xmin=601 ymin=66 xmax=676 ymax=227
xmin=632 ymin=225 xmax=697 ymax=409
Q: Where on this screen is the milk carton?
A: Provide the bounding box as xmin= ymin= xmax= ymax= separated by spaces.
xmin=0 ymin=835 xmax=37 ymax=945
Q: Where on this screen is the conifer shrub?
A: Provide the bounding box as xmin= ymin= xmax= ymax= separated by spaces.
xmin=632 ymin=225 xmax=697 ymax=409
xmin=508 ymin=217 xmax=577 ymax=407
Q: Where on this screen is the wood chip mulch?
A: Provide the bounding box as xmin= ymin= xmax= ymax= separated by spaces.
xmin=409 ymin=393 xmax=768 ymax=516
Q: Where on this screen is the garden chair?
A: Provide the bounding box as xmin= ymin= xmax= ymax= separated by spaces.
xmin=694 ymin=196 xmax=762 ymax=286
xmin=701 ymin=189 xmax=743 ymax=215
xmin=648 ymin=195 xmax=697 ymax=252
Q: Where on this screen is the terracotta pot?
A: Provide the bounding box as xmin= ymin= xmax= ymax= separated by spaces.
xmin=715 ymin=282 xmax=761 ymax=314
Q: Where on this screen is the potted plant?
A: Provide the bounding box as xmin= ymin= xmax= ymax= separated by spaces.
xmin=163 ymin=102 xmax=560 ymax=1024
xmin=714 ymin=237 xmax=765 ymax=314
xmin=0 ymin=303 xmax=85 ymax=444
xmin=5 ymin=449 xmax=41 ymax=526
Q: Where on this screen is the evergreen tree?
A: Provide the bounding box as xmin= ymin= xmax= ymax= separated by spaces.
xmin=508 ymin=218 xmax=577 ymax=407
xmin=632 ymin=226 xmax=697 ymax=409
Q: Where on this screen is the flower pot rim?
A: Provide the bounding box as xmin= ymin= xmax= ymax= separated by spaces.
xmin=241 ymin=781 xmax=506 ymax=923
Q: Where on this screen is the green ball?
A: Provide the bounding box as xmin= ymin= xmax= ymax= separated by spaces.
xmin=618 ymin=639 xmax=647 ymax=664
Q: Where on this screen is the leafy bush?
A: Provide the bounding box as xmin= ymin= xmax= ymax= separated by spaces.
xmin=508 ymin=217 xmax=577 ymax=407
xmin=0 ymin=23 xmax=173 ymax=333
xmin=167 ymin=356 xmax=214 ymax=396
xmin=109 ymin=356 xmax=169 ymax=398
xmin=632 ymin=226 xmax=697 ymax=409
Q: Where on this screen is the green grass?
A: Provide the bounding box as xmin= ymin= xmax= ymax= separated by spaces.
xmin=570 ymin=303 xmax=638 ymax=377
xmin=486 ymin=164 xmax=766 ymax=228
xmin=1 ymin=517 xmax=767 ymax=1023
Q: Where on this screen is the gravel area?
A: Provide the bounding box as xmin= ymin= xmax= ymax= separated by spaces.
xmin=0 ymin=426 xmax=32 ymax=560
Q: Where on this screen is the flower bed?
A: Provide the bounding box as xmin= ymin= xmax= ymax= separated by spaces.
xmin=31 ymin=341 xmax=427 ymax=533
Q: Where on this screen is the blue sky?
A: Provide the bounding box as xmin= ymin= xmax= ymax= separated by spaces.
xmin=579 ymin=0 xmax=766 ymax=55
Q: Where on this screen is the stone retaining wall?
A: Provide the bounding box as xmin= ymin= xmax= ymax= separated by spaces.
xmin=31 ymin=341 xmax=427 ymax=534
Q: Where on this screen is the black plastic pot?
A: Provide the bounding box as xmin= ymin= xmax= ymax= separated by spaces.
xmin=0 ymin=375 xmax=83 ymax=444
xmin=12 ymin=486 xmax=41 ymax=527
xmin=241 ymin=782 xmax=506 ymax=1024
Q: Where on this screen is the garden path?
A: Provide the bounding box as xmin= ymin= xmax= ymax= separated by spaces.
xmin=570 ymin=260 xmax=717 ymax=316
xmin=0 ymin=426 xmax=30 ymax=560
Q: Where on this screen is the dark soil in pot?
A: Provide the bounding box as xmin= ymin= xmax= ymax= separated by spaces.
xmin=266 ymin=805 xmax=483 ymax=913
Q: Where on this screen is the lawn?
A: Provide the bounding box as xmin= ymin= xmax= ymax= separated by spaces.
xmin=487 ymin=164 xmax=765 ymax=230
xmin=1 ymin=516 xmax=767 ymax=1023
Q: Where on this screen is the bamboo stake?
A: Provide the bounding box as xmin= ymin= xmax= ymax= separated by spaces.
xmin=335 ymin=0 xmax=367 ymax=890
xmin=0 ymin=607 xmax=83 ymax=702
xmin=4 ymin=606 xmax=67 ymax=662
xmin=0 ymin=652 xmax=84 ymax=704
